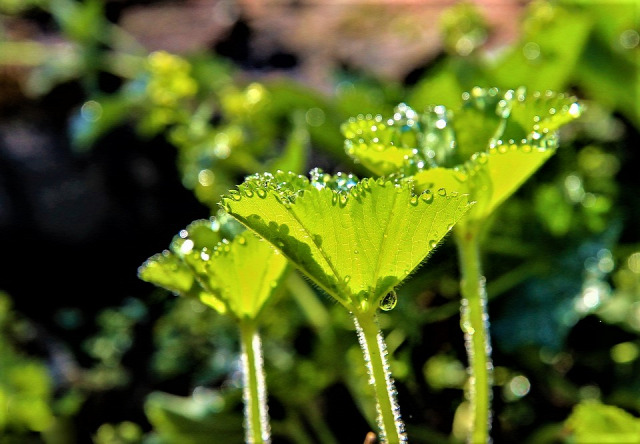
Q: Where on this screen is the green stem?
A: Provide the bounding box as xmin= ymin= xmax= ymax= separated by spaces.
xmin=239 ymin=318 xmax=270 ymax=444
xmin=456 ymin=226 xmax=492 ymax=443
xmin=353 ymin=311 xmax=406 ymax=444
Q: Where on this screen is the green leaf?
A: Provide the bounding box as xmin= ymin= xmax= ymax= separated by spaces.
xmin=341 ymin=112 xmax=418 ymax=176
xmin=489 ymin=2 xmax=592 ymax=92
xmin=346 ymin=87 xmax=582 ymax=222
xmin=145 ymin=391 xmax=244 ymax=444
xmin=500 ymin=88 xmax=584 ymax=144
xmin=565 ymin=401 xmax=640 ymax=443
xmin=139 ymin=217 xmax=288 ymax=320
xmin=138 ymin=250 xmax=209 ymax=302
xmin=414 ymin=143 xmax=556 ymax=221
xmin=266 ymin=111 xmax=309 ymax=174
xmin=222 ymin=171 xmax=472 ymax=313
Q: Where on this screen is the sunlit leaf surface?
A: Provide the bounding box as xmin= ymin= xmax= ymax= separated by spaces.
xmin=139 ymin=217 xmax=288 ymax=320
xmin=346 ymin=87 xmax=582 ymax=222
xmin=223 ymin=171 xmax=472 ymax=313
xmin=565 ymin=401 xmax=640 ymax=443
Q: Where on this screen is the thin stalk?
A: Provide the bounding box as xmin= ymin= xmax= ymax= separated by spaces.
xmin=456 ymin=226 xmax=493 ymax=443
xmin=239 ymin=318 xmax=270 ymax=444
xmin=353 ymin=311 xmax=406 ymax=444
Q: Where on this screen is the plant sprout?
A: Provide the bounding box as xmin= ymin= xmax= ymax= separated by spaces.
xmin=342 ymin=86 xmax=583 ymax=442
xmin=138 ymin=215 xmax=289 ymax=444
xmin=222 ymin=170 xmax=472 ymax=443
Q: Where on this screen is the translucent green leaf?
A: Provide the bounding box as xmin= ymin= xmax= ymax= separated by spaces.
xmin=500 ymin=88 xmax=583 ymax=144
xmin=414 ymin=143 xmax=555 ymax=221
xmin=346 ymin=87 xmax=582 ymax=223
xmin=565 ymin=401 xmax=640 ymax=443
xmin=480 ymin=142 xmax=556 ymax=217
xmin=174 ymin=230 xmax=288 ymax=320
xmin=138 ymin=250 xmax=209 ymax=302
xmin=222 ymin=171 xmax=472 ymax=313
xmin=139 ymin=217 xmax=288 ymax=320
xmin=342 ymin=114 xmax=417 ymax=176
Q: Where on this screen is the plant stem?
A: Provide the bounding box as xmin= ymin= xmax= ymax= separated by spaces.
xmin=456 ymin=225 xmax=493 ymax=443
xmin=239 ymin=318 xmax=270 ymax=444
xmin=353 ymin=311 xmax=406 ymax=444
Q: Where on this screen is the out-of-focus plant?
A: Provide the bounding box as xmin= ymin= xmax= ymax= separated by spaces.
xmin=139 ymin=214 xmax=289 ymax=443
xmin=0 ymin=292 xmax=55 ymax=437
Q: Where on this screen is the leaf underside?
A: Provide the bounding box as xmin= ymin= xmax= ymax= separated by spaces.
xmin=223 ymin=173 xmax=472 ymax=313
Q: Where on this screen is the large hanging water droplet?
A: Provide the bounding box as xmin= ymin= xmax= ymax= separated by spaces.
xmin=380 ymin=290 xmax=398 ymax=311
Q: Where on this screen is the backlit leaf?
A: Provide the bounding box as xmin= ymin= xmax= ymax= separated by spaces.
xmin=346 ymin=87 xmax=582 ymax=222
xmin=139 ymin=217 xmax=288 ymax=320
xmin=222 ymin=171 xmax=472 ymax=314
xmin=342 ymin=113 xmax=418 ymax=176
xmin=565 ymin=401 xmax=640 ymax=443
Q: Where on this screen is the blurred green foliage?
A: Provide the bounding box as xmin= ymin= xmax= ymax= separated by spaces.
xmin=1 ymin=0 xmax=639 ymax=442
xmin=0 ymin=294 xmax=55 ymax=436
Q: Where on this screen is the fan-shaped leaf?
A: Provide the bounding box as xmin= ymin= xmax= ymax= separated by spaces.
xmin=500 ymin=88 xmax=583 ymax=144
xmin=414 ymin=142 xmax=555 ymax=221
xmin=138 ymin=250 xmax=209 ymax=302
xmin=222 ymin=171 xmax=472 ymax=314
xmin=342 ymin=114 xmax=418 ymax=176
xmin=139 ymin=218 xmax=288 ymax=320
xmin=346 ymin=87 xmax=582 ymax=223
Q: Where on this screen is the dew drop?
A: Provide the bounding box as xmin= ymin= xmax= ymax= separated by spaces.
xmin=410 ymin=196 xmax=419 ymax=205
xmin=344 ymin=275 xmax=351 ymax=284
xmin=568 ymin=102 xmax=581 ymax=118
xmin=256 ymin=188 xmax=267 ymax=198
xmin=243 ymin=188 xmax=254 ymax=197
xmin=180 ymin=239 xmax=194 ymax=255
xmin=380 ymin=290 xmax=398 ymax=311
xmin=421 ymin=191 xmax=434 ymax=203
xmin=437 ymin=188 xmax=447 ymax=197
xmin=179 ymin=229 xmax=188 ymax=239
xmin=474 ymin=152 xmax=488 ymax=164
xmin=229 ymin=191 xmax=242 ymax=201
xmin=428 ymin=240 xmax=437 ymax=249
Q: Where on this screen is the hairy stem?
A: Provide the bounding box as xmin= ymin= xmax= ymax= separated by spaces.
xmin=456 ymin=226 xmax=493 ymax=443
xmin=353 ymin=311 xmax=406 ymax=444
xmin=239 ymin=319 xmax=270 ymax=444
